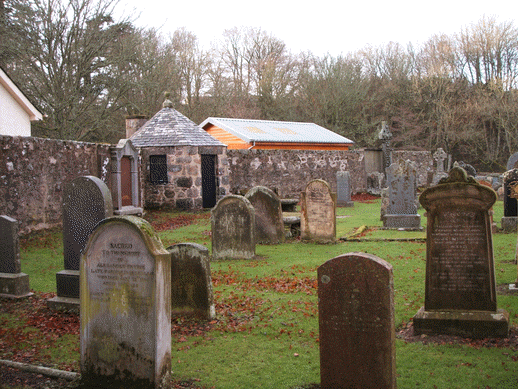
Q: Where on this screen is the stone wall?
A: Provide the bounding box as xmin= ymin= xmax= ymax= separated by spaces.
xmin=393 ymin=150 xmax=433 ymax=187
xmin=0 ymin=135 xmax=111 ymax=235
xmin=139 ymin=145 xmax=229 ymax=209
xmin=227 ymin=149 xmax=367 ymax=199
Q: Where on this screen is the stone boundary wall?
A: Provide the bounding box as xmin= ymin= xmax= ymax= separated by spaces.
xmin=0 ymin=135 xmax=111 ymax=235
xmin=227 ymin=149 xmax=367 ymax=199
xmin=393 ymin=150 xmax=433 ymax=187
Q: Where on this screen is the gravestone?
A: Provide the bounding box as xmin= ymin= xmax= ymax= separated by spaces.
xmin=336 ymin=171 xmax=354 ymax=207
xmin=48 ymin=176 xmax=113 ymax=312
xmin=211 ymin=195 xmax=255 ymax=260
xmin=507 ymin=152 xmax=518 ymax=171
xmin=300 ymin=179 xmax=336 ymax=242
xmin=167 ymin=243 xmax=215 ymax=320
xmin=110 ymin=139 xmax=143 ymax=216
xmin=382 ymin=160 xmax=421 ymax=230
xmin=318 ymin=252 xmax=396 ymax=389
xmin=432 ymin=148 xmax=448 ymax=185
xmin=501 ymin=169 xmax=518 ymax=232
xmin=245 ymin=186 xmax=285 ymax=244
xmin=413 ymin=167 xmax=509 ymax=338
xmin=0 ymin=216 xmax=32 ymax=298
xmin=80 ymin=216 xmax=171 ymax=388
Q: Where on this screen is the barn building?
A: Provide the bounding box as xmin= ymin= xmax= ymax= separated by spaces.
xmin=200 ymin=117 xmax=354 ymax=150
xmin=129 ymin=99 xmax=229 ymax=210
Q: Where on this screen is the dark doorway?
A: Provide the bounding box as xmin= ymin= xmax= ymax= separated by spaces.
xmin=201 ymin=154 xmax=218 ymax=208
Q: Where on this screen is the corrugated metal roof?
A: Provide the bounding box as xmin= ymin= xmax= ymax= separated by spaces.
xmin=130 ymin=107 xmax=225 ymax=147
xmin=200 ymin=117 xmax=354 ymax=144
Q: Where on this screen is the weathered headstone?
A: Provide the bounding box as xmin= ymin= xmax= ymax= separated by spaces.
xmin=300 ymin=179 xmax=336 ymax=242
xmin=80 ymin=216 xmax=171 ymax=388
xmin=501 ymin=169 xmax=518 ymax=232
xmin=507 ymin=152 xmax=518 ymax=171
xmin=167 ymin=243 xmax=215 ymax=320
xmin=336 ymin=171 xmax=354 ymax=207
xmin=211 ymin=195 xmax=255 ymax=260
xmin=413 ymin=167 xmax=509 ymax=338
xmin=245 ymin=186 xmax=285 ymax=244
xmin=48 ymin=176 xmax=113 ymax=312
xmin=318 ymin=252 xmax=396 ymax=389
xmin=0 ymin=216 xmax=32 ymax=298
xmin=382 ymin=159 xmax=421 ymax=230
xmin=432 ymin=148 xmax=448 ymax=185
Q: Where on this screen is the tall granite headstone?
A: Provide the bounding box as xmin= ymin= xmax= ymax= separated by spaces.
xmin=167 ymin=243 xmax=215 ymax=319
xmin=382 ymin=159 xmax=421 ymax=230
xmin=300 ymin=179 xmax=336 ymax=243
xmin=501 ymin=168 xmax=518 ymax=232
xmin=413 ymin=167 xmax=509 ymax=338
xmin=318 ymin=252 xmax=396 ymax=389
xmin=336 ymin=171 xmax=354 ymax=207
xmin=0 ymin=216 xmax=32 ymax=298
xmin=245 ymin=186 xmax=285 ymax=244
xmin=80 ymin=216 xmax=171 ymax=388
xmin=48 ymin=176 xmax=113 ymax=311
xmin=211 ymin=195 xmax=255 ymax=260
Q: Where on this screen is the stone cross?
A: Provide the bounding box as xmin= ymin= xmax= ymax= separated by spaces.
xmin=378 ymin=121 xmax=393 ymax=171
xmin=433 ymin=148 xmax=447 ymax=174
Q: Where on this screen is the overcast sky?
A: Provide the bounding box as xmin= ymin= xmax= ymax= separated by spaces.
xmin=118 ymin=0 xmax=518 ymax=57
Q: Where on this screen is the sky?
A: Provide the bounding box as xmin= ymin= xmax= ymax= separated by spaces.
xmin=118 ymin=0 xmax=518 ymax=57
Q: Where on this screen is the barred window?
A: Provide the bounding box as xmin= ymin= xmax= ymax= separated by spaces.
xmin=149 ymin=155 xmax=167 ymax=184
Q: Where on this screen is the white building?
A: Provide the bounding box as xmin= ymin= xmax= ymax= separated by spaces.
xmin=0 ymin=68 xmax=42 ymax=136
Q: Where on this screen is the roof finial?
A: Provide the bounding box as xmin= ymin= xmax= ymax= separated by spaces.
xmin=163 ymin=92 xmax=173 ymax=108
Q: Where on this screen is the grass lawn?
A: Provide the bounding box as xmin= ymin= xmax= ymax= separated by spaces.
xmin=1 ymin=198 xmax=518 ymax=388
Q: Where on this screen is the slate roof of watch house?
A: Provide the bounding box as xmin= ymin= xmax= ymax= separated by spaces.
xmin=130 ymin=99 xmax=225 ymax=148
xmin=199 ymin=117 xmax=354 ymax=150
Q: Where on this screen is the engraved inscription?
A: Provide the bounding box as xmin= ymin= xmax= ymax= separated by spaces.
xmin=429 ymin=210 xmax=488 ymax=294
xmin=88 ymin=238 xmax=154 ymax=307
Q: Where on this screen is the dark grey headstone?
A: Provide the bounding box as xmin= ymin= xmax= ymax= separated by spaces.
xmin=80 ymin=216 xmax=171 ymax=388
xmin=211 ymin=195 xmax=255 ymax=260
xmin=413 ymin=167 xmax=509 ymax=338
xmin=0 ymin=215 xmax=21 ymax=274
xmin=0 ymin=215 xmax=32 ymax=299
xmin=167 ymin=243 xmax=215 ymax=319
xmin=383 ymin=160 xmax=421 ymax=230
xmin=318 ymin=252 xmax=396 ymax=389
xmin=245 ymin=186 xmax=285 ymax=244
xmin=63 ymin=176 xmax=113 ymax=271
xmin=49 ymin=176 xmax=113 ymax=310
xmin=336 ymin=171 xmax=354 ymax=207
